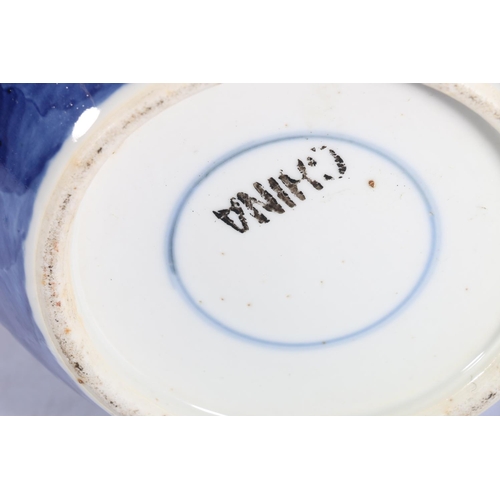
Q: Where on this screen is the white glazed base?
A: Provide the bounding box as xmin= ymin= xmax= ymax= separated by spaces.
xmin=26 ymin=83 xmax=500 ymax=415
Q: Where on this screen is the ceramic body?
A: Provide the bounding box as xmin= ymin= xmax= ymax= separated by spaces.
xmin=3 ymin=83 xmax=500 ymax=415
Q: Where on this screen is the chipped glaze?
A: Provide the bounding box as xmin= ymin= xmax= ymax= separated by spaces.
xmin=3 ymin=83 xmax=500 ymax=415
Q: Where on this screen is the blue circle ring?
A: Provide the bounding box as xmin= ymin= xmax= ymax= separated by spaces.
xmin=166 ymin=133 xmax=438 ymax=348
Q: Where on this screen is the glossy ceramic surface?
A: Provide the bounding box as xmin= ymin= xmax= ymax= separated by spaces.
xmin=0 ymin=84 xmax=122 ymax=385
xmin=3 ymin=83 xmax=500 ymax=414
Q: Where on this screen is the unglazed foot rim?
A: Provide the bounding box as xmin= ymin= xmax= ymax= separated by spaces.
xmin=35 ymin=84 xmax=215 ymax=415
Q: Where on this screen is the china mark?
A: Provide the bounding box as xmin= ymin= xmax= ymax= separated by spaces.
xmin=213 ymin=146 xmax=348 ymax=233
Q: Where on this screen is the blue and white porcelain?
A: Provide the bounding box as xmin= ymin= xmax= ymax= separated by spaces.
xmin=2 ymin=83 xmax=500 ymax=415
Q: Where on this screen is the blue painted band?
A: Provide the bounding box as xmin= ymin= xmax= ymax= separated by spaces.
xmin=167 ymin=133 xmax=438 ymax=348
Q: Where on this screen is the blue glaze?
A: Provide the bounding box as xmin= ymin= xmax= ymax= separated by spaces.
xmin=167 ymin=133 xmax=438 ymax=348
xmin=0 ymin=84 xmax=122 ymax=383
